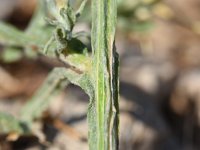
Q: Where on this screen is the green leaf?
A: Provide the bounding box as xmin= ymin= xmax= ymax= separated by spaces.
xmin=0 ymin=22 xmax=32 ymax=46
xmin=1 ymin=47 xmax=23 ymax=63
xmin=26 ymin=0 xmax=54 ymax=47
xmin=0 ymin=0 xmax=54 ymax=56
xmin=76 ymin=0 xmax=88 ymax=18
xmin=20 ymin=68 xmax=70 ymax=123
xmin=0 ymin=112 xmax=28 ymax=135
xmin=19 ymin=64 xmax=91 ymax=121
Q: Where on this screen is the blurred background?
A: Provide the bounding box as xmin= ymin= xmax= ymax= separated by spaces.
xmin=0 ymin=0 xmax=200 ymax=149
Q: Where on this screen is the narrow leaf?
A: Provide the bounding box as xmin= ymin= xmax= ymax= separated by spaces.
xmin=0 ymin=22 xmax=32 ymax=46
xmin=0 ymin=112 xmax=28 ymax=135
xmin=20 ymin=68 xmax=70 ymax=123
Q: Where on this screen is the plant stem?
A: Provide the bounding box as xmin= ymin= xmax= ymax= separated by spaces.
xmin=89 ymin=0 xmax=119 ymax=149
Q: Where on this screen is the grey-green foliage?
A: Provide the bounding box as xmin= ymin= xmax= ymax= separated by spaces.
xmin=0 ymin=0 xmax=119 ymax=149
xmin=0 ymin=112 xmax=25 ymax=134
xmin=0 ymin=0 xmax=54 ymax=135
xmin=0 ymin=0 xmax=53 ymax=62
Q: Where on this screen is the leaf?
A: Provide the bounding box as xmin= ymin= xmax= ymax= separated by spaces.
xmin=26 ymin=0 xmax=48 ymax=33
xmin=0 ymin=0 xmax=54 ymax=56
xmin=1 ymin=47 xmax=23 ymax=63
xmin=19 ymin=62 xmax=91 ymax=120
xmin=20 ymin=68 xmax=70 ymax=123
xmin=0 ymin=112 xmax=29 ymax=135
xmin=26 ymin=0 xmax=54 ymax=47
xmin=76 ymin=0 xmax=88 ymax=18
xmin=0 ymin=22 xmax=33 ymax=46
xmin=0 ymin=20 xmax=51 ymax=53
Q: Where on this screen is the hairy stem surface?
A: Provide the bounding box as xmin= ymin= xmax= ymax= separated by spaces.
xmin=89 ymin=0 xmax=119 ymax=149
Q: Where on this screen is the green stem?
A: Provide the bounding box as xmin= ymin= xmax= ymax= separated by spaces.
xmin=89 ymin=0 xmax=119 ymax=149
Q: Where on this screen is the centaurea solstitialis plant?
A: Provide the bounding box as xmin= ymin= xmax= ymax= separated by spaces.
xmin=0 ymin=0 xmax=119 ymax=149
